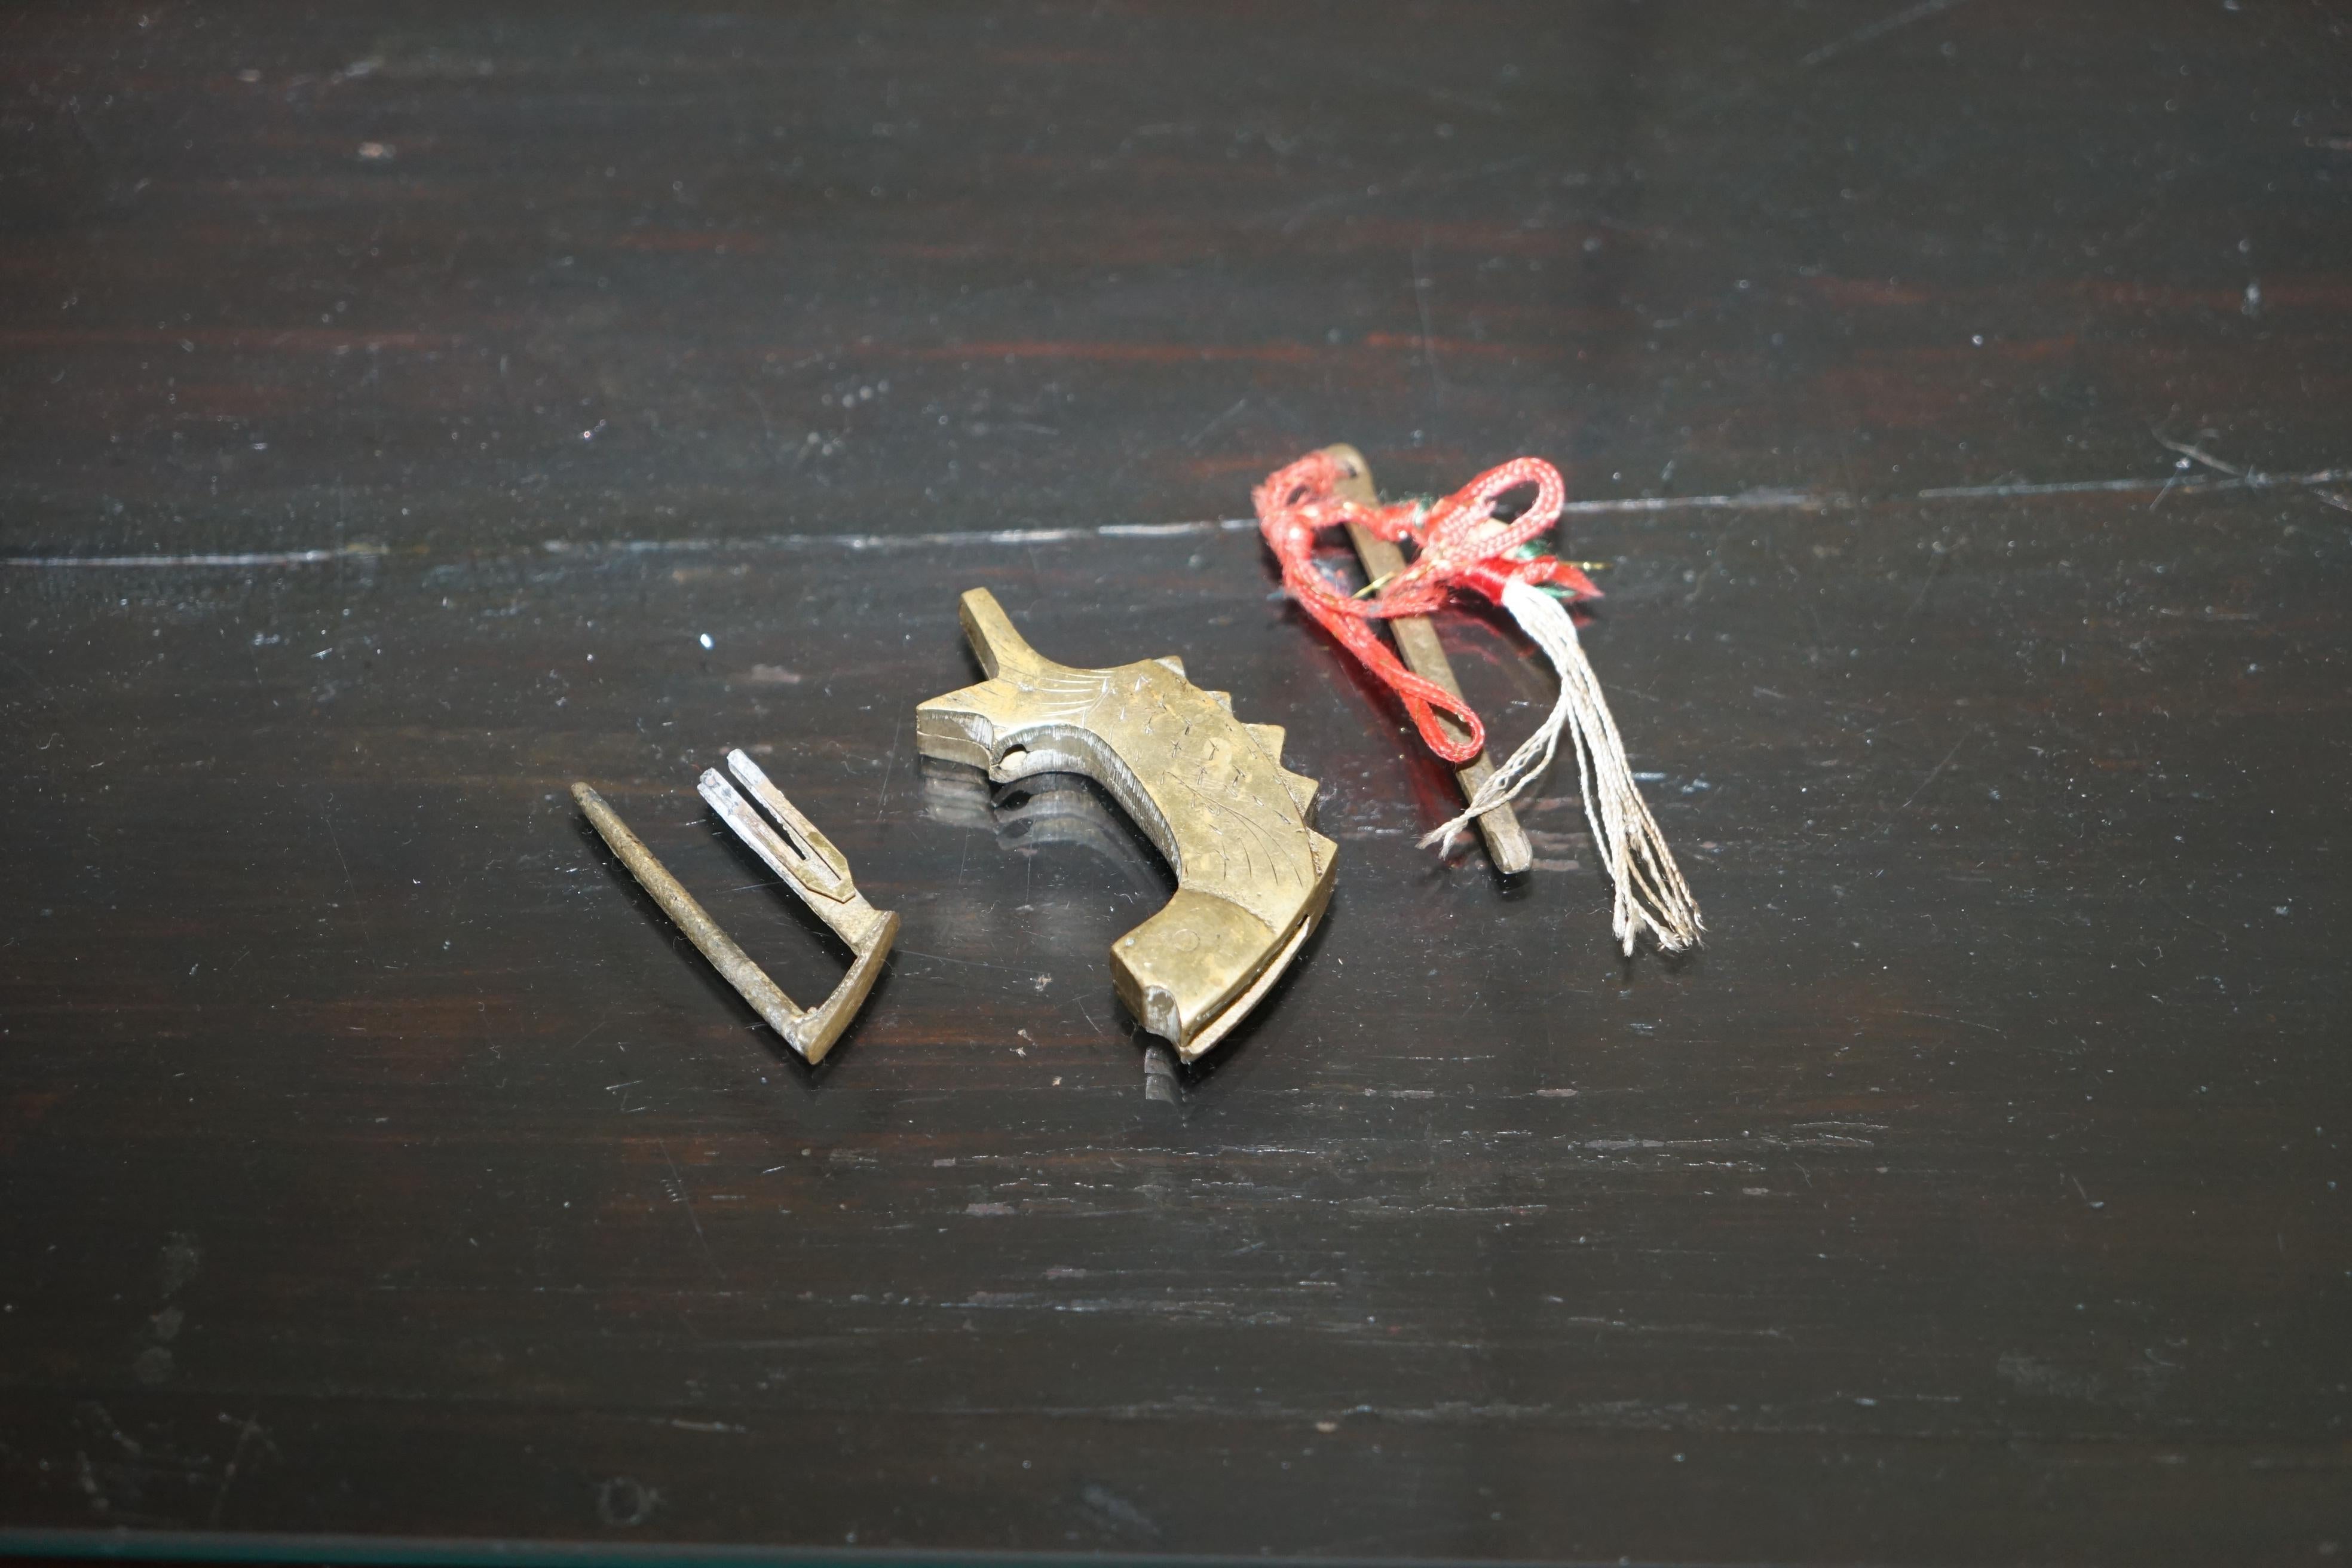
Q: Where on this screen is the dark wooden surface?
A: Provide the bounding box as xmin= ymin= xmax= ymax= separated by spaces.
xmin=4 ymin=2 xmax=2350 ymax=1562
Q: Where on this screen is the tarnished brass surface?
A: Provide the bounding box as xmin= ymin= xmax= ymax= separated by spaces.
xmin=1324 ymin=442 xmax=1534 ymax=875
xmin=916 ymin=589 xmax=1336 ymax=1061
xmin=573 ymin=750 xmax=898 ymax=1064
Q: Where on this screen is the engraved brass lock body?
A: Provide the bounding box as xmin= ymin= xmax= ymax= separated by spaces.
xmin=916 ymin=589 xmax=1336 ymax=1060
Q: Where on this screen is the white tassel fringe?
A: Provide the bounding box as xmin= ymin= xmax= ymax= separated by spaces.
xmin=1420 ymin=577 xmax=1705 ymax=955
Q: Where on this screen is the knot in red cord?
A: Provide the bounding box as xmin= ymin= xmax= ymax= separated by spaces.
xmin=1254 ymin=451 xmax=1598 ymax=765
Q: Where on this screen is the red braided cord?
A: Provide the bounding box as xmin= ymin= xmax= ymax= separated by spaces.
xmin=1253 ymin=450 xmax=1599 ymax=765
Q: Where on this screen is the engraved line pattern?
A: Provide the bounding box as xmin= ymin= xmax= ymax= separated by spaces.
xmin=992 ymin=656 xmax=1316 ymax=915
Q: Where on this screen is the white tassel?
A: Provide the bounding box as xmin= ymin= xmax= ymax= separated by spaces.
xmin=1420 ymin=577 xmax=1704 ymax=955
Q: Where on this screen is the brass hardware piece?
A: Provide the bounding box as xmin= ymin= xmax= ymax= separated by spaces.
xmin=915 ymin=590 xmax=1336 ymax=1061
xmin=1324 ymin=442 xmax=1534 ymax=875
xmin=572 ymin=751 xmax=898 ymax=1064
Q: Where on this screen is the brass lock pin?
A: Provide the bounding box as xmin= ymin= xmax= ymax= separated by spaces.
xmin=574 ymin=751 xmax=898 ymax=1063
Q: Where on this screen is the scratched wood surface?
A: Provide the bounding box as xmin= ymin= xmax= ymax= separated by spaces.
xmin=2 ymin=2 xmax=2349 ymax=1563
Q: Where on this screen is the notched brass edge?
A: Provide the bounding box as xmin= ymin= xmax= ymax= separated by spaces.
xmin=915 ymin=589 xmax=1334 ymax=1060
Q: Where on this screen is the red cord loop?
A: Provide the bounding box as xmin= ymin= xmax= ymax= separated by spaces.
xmin=1252 ymin=451 xmax=1598 ymax=765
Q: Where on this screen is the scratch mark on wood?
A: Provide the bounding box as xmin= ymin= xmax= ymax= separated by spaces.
xmin=1411 ymin=232 xmax=1446 ymax=397
xmin=207 ymin=1413 xmax=267 ymax=1527
xmin=1897 ymin=732 xmax=1970 ymax=813
xmin=2155 ymin=434 xmax=2248 ymax=480
xmin=656 ymin=1136 xmax=720 ymax=1279
xmin=1897 ymin=1008 xmax=2005 ymax=1036
xmin=1184 ymin=397 xmax=1250 ymax=448
xmin=873 ymin=715 xmax=904 ymax=825
xmin=61 ymin=465 xmax=2350 ymax=574
xmin=1802 ymin=0 xmax=1972 ymax=68
xmin=1915 ymin=466 xmax=2348 ymax=501
xmin=317 ymin=795 xmax=376 ymax=955
xmin=3 ymin=545 xmax=388 ymax=569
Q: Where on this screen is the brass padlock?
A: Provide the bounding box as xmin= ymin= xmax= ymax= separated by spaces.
xmin=917 ymin=590 xmax=1334 ymax=1060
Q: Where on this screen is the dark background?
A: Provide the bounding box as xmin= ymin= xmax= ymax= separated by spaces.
xmin=3 ymin=2 xmax=2348 ymax=1562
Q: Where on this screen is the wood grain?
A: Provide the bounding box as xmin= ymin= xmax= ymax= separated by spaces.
xmin=1 ymin=2 xmax=2348 ymax=1563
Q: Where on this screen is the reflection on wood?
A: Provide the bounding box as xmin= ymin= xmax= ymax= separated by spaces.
xmin=1 ymin=1 xmax=2348 ymax=1561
